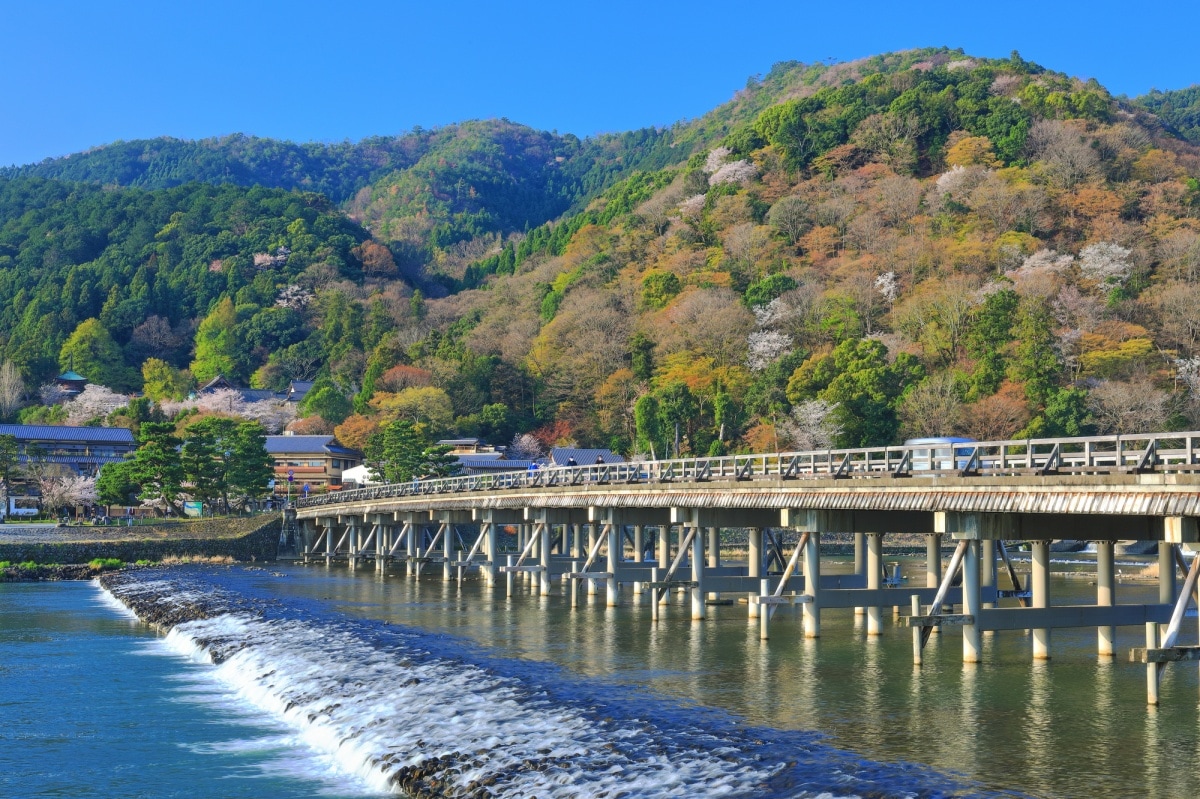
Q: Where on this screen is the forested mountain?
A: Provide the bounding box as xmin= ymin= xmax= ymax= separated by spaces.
xmin=2 ymin=122 xmax=683 ymax=287
xmin=0 ymin=178 xmax=377 ymax=391
xmin=1133 ymin=85 xmax=1200 ymax=144
xmin=3 ymin=46 xmax=1200 ymax=466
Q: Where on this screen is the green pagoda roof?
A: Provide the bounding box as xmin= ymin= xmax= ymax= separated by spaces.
xmin=57 ymin=371 xmax=87 ymax=381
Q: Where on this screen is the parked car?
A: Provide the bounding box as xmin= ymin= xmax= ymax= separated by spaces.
xmin=903 ymin=437 xmax=978 ymax=471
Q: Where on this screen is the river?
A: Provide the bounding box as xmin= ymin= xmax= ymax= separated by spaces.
xmin=1 ymin=556 xmax=1195 ymax=797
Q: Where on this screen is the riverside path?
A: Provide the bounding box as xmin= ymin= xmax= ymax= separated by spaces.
xmin=293 ymin=430 xmax=1200 ymax=704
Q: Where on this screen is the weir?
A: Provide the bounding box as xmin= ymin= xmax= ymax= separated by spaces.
xmin=294 ymin=431 xmax=1200 ymax=705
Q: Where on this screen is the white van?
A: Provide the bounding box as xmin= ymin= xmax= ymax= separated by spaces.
xmin=903 ymin=437 xmax=978 ymax=471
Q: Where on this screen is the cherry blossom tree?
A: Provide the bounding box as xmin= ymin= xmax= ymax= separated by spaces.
xmin=64 ymin=385 xmax=129 ymax=425
xmin=778 ymin=399 xmax=842 ymax=451
xmin=38 ymin=475 xmax=97 ymax=516
xmin=709 ymin=160 xmax=759 ymax=186
xmin=1077 ymin=242 xmax=1133 ymax=288
xmin=507 ymin=433 xmax=545 ymax=461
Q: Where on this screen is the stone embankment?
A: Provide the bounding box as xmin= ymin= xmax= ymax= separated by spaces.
xmin=0 ymin=515 xmax=281 ymax=574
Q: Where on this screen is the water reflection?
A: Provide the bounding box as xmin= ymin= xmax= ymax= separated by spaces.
xmin=267 ymin=559 xmax=1200 ymax=799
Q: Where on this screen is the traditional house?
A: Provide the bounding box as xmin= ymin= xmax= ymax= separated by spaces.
xmin=0 ymin=423 xmax=136 ymax=477
xmin=264 ymin=434 xmax=363 ymax=494
xmin=196 ymin=375 xmax=279 ymax=404
xmin=548 ymin=448 xmax=624 ymax=466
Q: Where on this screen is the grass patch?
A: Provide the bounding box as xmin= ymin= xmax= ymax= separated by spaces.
xmin=88 ymin=558 xmax=124 ymax=571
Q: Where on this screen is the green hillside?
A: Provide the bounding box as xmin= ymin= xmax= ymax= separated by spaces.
xmin=1133 ymin=85 xmax=1200 ymax=144
xmin=2 ymin=48 xmax=1199 ymax=467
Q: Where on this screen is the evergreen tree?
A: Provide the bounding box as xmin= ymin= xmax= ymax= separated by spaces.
xmin=128 ymin=422 xmax=185 ymax=513
xmin=190 ymin=298 xmax=240 ymax=383
xmin=60 ymin=319 xmax=138 ymax=392
xmin=227 ymin=420 xmax=273 ymax=508
xmin=366 ymin=420 xmax=426 ymax=483
xmin=1009 ymin=299 xmax=1061 ymax=408
xmin=95 ymin=460 xmax=141 ymax=507
xmin=634 ymin=394 xmax=663 ymax=459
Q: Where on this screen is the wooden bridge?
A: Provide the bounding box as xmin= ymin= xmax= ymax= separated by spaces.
xmin=293 ymin=431 xmax=1200 ymax=704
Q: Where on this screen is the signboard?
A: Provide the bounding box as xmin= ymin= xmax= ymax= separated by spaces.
xmin=183 ymin=501 xmax=204 ymax=518
xmin=287 ymin=469 xmax=295 ymax=483
xmin=302 ymin=483 xmax=310 ymax=496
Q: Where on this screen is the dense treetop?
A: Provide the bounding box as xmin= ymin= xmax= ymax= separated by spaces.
xmin=1132 ymin=85 xmax=1200 ymax=145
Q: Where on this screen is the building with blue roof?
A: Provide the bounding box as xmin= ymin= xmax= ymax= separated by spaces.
xmin=264 ymin=434 xmax=363 ymax=493
xmin=548 ymin=448 xmax=624 ymax=466
xmin=0 ymin=423 xmax=136 ymax=476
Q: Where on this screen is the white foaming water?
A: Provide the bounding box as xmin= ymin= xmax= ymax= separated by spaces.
xmin=92 ymin=577 xmax=142 ymax=620
xmin=133 ymin=635 xmax=386 ymax=797
xmin=153 ymin=612 xmax=799 ymax=798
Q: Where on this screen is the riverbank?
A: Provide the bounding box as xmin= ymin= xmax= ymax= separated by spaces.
xmin=0 ymin=515 xmax=280 ymax=576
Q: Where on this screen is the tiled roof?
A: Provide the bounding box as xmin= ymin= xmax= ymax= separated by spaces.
xmin=454 ymin=451 xmax=503 ymax=462
xmin=0 ymin=424 xmax=135 ymax=444
xmin=18 ymin=454 xmax=129 ymax=465
xmin=548 ymin=448 xmax=624 ymax=466
xmin=57 ymin=371 xmax=87 ymax=381
xmin=459 ymin=458 xmax=537 ymax=471
xmin=264 ymin=435 xmax=361 ymax=457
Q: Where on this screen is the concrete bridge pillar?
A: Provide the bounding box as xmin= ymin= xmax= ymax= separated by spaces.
xmin=748 ymin=528 xmax=762 ymax=579
xmin=1032 ymin=540 xmax=1051 ymax=660
xmin=539 ymin=522 xmax=551 ymax=596
xmin=854 ymin=533 xmax=866 ymax=616
xmin=484 ymin=523 xmax=497 ymax=586
xmin=926 ymin=533 xmax=943 ymax=588
xmin=1097 ymin=540 xmax=1115 ymax=657
xmin=803 ymin=531 xmax=821 ymax=638
xmin=963 ymin=539 xmax=982 ymax=663
xmin=866 ymin=533 xmax=883 ymax=635
xmin=632 ymin=525 xmax=645 ymax=563
xmin=1158 ymin=543 xmax=1177 ymax=639
xmin=707 ymin=527 xmax=719 ymax=568
xmin=606 ymin=522 xmax=621 ymax=606
xmin=691 ymin=525 xmax=705 ymax=620
xmin=981 ymin=539 xmax=996 ymax=609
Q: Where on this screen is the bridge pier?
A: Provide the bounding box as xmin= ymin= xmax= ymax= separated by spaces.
xmin=1032 ymin=540 xmax=1052 ymax=660
xmin=854 ymin=533 xmax=866 ymax=616
xmin=963 ymin=539 xmax=982 ymax=663
xmin=866 ymin=533 xmax=883 ymax=635
xmin=1097 ymin=540 xmax=1115 ymax=657
xmin=294 ymin=432 xmax=1200 ymax=707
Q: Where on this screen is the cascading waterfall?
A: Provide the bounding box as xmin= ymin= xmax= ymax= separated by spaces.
xmin=101 ymin=567 xmax=993 ymax=799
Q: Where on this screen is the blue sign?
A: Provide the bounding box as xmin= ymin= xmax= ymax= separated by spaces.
xmin=302 ymin=483 xmax=310 ymax=495
xmin=287 ymin=469 xmax=295 ymax=483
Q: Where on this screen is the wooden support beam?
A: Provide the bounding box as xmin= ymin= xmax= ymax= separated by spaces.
xmin=909 ymin=613 xmax=975 ymax=627
xmin=645 ymin=580 xmax=698 ymax=589
xmin=751 ymin=594 xmax=812 ymax=606
xmin=1133 ymin=646 xmax=1200 ymax=663
xmin=498 ymin=565 xmax=546 ymax=574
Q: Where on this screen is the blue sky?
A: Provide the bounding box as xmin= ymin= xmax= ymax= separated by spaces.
xmin=2 ymin=0 xmax=1197 ymax=167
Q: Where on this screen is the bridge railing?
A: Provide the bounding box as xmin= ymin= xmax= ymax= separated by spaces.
xmin=298 ymin=431 xmax=1200 ymax=509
